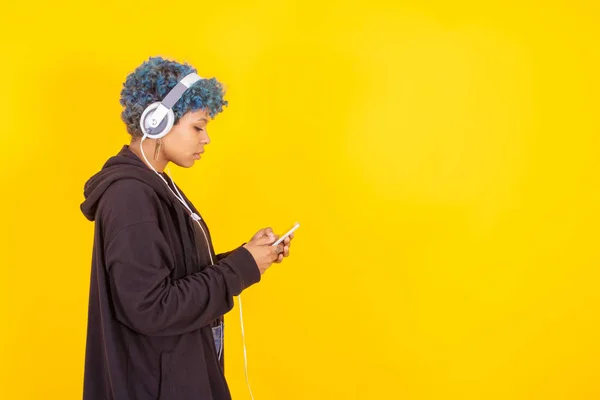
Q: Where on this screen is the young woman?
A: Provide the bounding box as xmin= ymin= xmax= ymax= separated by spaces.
xmin=80 ymin=56 xmax=293 ymax=400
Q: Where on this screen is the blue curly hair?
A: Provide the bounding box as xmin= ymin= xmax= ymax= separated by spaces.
xmin=120 ymin=56 xmax=228 ymax=137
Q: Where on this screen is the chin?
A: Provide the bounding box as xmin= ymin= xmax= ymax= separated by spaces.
xmin=173 ymin=159 xmax=196 ymax=168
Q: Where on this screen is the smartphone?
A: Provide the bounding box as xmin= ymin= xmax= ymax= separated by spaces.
xmin=272 ymin=222 xmax=300 ymax=246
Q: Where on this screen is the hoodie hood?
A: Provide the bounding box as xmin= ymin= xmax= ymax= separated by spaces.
xmin=81 ymin=145 xmax=175 ymax=221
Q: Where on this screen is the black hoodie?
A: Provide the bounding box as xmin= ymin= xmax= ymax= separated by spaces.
xmin=80 ymin=145 xmax=260 ymax=400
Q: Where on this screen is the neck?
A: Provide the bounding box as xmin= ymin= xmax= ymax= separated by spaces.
xmin=129 ymin=138 xmax=168 ymax=173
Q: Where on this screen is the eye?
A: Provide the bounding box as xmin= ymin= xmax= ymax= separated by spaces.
xmin=194 ymin=126 xmax=204 ymax=132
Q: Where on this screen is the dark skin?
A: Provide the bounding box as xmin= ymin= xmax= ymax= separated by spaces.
xmin=130 ymin=108 xmax=293 ymax=275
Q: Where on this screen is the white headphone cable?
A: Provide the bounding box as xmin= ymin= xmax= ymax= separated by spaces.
xmin=140 ymin=137 xmax=254 ymax=398
xmin=238 ymin=294 xmax=255 ymax=400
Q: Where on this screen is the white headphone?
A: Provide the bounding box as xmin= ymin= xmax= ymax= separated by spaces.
xmin=137 ymin=71 xmax=206 ymax=221
xmin=139 ymin=72 xmax=203 ymax=139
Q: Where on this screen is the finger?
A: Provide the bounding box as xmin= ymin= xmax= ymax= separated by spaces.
xmin=283 ymin=245 xmax=290 ymax=257
xmin=274 ymin=247 xmax=284 ymax=262
xmin=272 ymin=244 xmax=283 ymax=258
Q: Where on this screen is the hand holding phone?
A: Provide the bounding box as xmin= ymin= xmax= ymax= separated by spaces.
xmin=244 ymin=222 xmax=299 ymax=273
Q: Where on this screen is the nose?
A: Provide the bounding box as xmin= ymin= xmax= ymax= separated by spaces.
xmin=200 ymin=130 xmax=210 ymax=145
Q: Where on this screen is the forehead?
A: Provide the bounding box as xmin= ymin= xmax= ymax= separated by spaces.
xmin=187 ymin=108 xmax=210 ymax=122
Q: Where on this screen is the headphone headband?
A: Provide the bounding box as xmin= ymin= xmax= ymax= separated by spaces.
xmin=140 ymin=72 xmax=204 ymax=139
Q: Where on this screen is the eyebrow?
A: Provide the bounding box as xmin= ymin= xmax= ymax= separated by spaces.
xmin=196 ymin=117 xmax=208 ymax=122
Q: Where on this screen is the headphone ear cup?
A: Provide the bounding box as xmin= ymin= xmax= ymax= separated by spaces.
xmin=140 ymin=102 xmax=175 ymax=139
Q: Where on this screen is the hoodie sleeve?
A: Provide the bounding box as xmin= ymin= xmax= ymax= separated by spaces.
xmin=216 ymin=252 xmax=232 ymax=262
xmin=105 ymin=222 xmax=260 ymax=336
xmin=215 ymin=245 xmax=245 ymax=262
xmin=100 ymin=179 xmax=261 ymax=336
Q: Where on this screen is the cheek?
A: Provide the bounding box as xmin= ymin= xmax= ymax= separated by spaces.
xmin=183 ymin=135 xmax=199 ymax=151
xmin=164 ymin=131 xmax=194 ymax=154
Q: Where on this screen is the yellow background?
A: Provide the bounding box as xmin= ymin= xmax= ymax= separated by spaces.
xmin=1 ymin=0 xmax=599 ymax=399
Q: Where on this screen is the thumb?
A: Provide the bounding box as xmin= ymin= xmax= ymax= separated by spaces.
xmin=263 ymin=227 xmax=276 ymax=241
xmin=256 ymin=227 xmax=275 ymax=241
xmin=255 ymin=234 xmax=278 ymax=246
